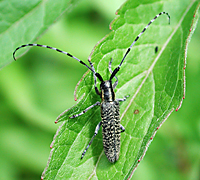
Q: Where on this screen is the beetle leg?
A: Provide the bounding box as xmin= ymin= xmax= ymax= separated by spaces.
xmin=81 ymin=121 xmax=102 ymax=159
xmin=88 ymin=60 xmax=101 ymax=95
xmin=116 ymin=95 xmax=129 ymax=102
xmin=109 ymin=58 xmax=118 ymax=89
xmin=120 ymin=124 xmax=125 ymax=133
xmin=69 ymin=101 xmax=100 ymax=119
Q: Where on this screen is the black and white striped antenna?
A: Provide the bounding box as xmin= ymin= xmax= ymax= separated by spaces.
xmin=13 ymin=12 xmax=170 ymax=81
xmin=110 ymin=12 xmax=170 ymax=80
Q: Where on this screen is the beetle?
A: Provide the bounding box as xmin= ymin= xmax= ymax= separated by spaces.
xmin=13 ymin=12 xmax=170 ymax=163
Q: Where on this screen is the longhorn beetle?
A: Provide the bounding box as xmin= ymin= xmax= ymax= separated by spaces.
xmin=13 ymin=12 xmax=170 ymax=163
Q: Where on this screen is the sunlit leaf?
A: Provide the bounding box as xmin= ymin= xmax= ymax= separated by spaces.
xmin=39 ymin=0 xmax=199 ymax=179
xmin=0 ymin=0 xmax=80 ymax=68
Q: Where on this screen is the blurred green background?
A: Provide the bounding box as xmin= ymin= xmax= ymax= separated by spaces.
xmin=0 ymin=0 xmax=199 ymax=180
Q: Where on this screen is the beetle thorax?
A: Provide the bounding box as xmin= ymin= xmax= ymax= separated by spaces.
xmin=100 ymin=80 xmax=115 ymax=102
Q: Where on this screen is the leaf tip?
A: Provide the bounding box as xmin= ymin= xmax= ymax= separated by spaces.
xmin=55 ymin=120 xmax=58 ymax=124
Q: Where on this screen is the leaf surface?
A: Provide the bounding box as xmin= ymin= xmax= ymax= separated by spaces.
xmin=0 ymin=0 xmax=80 ymax=68
xmin=37 ymin=0 xmax=199 ymax=179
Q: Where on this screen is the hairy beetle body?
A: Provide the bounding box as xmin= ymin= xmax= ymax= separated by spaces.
xmin=101 ymin=100 xmax=120 ymax=162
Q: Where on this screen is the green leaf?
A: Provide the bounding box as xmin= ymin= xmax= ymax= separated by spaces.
xmin=39 ymin=0 xmax=200 ymax=179
xmin=0 ymin=0 xmax=80 ymax=69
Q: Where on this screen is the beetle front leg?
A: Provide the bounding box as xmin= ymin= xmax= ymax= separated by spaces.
xmin=109 ymin=58 xmax=118 ymax=89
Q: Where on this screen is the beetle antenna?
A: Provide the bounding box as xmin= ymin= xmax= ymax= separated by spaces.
xmin=110 ymin=12 xmax=170 ymax=80
xmin=13 ymin=43 xmax=98 ymax=74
